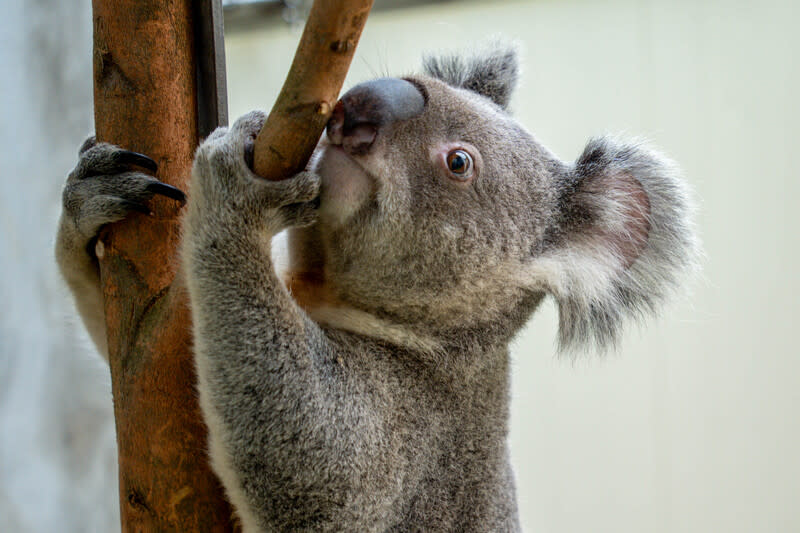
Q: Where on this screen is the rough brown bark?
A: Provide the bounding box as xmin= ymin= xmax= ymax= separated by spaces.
xmin=92 ymin=0 xmax=373 ymax=530
xmin=92 ymin=0 xmax=235 ymax=531
xmin=253 ymin=0 xmax=375 ymax=179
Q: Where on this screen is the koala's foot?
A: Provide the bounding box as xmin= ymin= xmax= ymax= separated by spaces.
xmin=56 ymin=137 xmax=186 ymax=358
xmin=63 ymin=137 xmax=186 ymax=251
xmin=190 ymin=111 xmax=321 ymax=234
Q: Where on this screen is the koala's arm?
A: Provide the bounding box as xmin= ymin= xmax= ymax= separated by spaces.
xmin=182 ymin=112 xmax=367 ymax=531
xmin=56 ymin=215 xmax=109 ymax=356
xmin=55 ymin=137 xmax=185 ymax=359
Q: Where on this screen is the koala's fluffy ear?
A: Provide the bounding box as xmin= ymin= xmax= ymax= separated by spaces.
xmin=423 ymin=43 xmax=519 ymax=109
xmin=531 ymin=137 xmax=698 ymax=352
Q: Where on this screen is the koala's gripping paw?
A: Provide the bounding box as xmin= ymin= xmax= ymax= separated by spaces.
xmin=191 ymin=111 xmax=321 ymax=232
xmin=62 ymin=137 xmax=186 ymax=245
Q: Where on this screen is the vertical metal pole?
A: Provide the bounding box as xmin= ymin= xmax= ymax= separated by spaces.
xmin=194 ymin=0 xmax=228 ymax=138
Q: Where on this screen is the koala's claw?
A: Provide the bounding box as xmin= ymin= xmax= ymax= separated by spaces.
xmin=63 ymin=140 xmax=187 ymax=251
xmin=243 ymin=136 xmax=256 ymax=171
xmin=112 ymin=150 xmax=158 ymax=174
xmin=75 ymin=143 xmax=161 ymax=181
xmin=145 ymin=181 xmax=187 ymax=205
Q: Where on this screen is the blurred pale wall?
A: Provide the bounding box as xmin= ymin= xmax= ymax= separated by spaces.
xmin=224 ymin=1 xmax=798 ymax=531
xmin=0 ymin=1 xmax=119 ymax=531
xmin=1 ymin=0 xmax=797 ymax=531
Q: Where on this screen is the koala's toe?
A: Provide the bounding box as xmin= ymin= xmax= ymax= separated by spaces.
xmin=278 ymin=200 xmax=319 ymax=229
xmin=244 ymin=136 xmax=256 ymax=171
xmin=286 ymin=171 xmax=321 ymax=204
xmin=206 ymin=126 xmax=229 ymax=143
xmin=73 ymin=144 xmax=159 ymax=181
xmin=79 ymin=135 xmax=97 ymax=155
xmin=75 ymin=194 xmax=150 ymax=236
xmin=229 ymin=110 xmax=268 ymax=142
xmin=112 ymin=150 xmax=158 ymax=173
xmin=250 ymin=170 xmax=321 ymax=210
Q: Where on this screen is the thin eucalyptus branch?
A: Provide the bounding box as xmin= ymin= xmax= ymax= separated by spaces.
xmin=254 ymin=0 xmax=375 ymax=179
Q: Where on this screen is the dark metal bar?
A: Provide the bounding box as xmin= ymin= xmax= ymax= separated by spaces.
xmin=194 ymin=0 xmax=229 ymax=138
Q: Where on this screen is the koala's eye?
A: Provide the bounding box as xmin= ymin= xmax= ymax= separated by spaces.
xmin=446 ymin=150 xmax=473 ymax=178
xmin=434 ymin=143 xmax=480 ymax=183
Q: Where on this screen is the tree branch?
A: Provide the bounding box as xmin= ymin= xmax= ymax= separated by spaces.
xmin=254 ymin=0 xmax=375 ymax=179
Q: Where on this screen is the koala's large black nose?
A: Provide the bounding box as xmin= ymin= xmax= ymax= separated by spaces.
xmin=326 ymin=78 xmax=425 ymax=155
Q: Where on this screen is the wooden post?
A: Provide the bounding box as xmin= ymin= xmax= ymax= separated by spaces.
xmin=92 ymin=0 xmax=372 ymax=529
xmin=92 ymin=0 xmax=234 ymax=530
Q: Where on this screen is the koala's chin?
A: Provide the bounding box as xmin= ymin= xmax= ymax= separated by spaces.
xmin=314 ymin=141 xmax=373 ymax=228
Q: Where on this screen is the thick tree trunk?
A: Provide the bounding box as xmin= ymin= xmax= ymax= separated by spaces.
xmin=92 ymin=1 xmax=235 ymax=530
xmin=92 ymin=0 xmax=372 ymax=530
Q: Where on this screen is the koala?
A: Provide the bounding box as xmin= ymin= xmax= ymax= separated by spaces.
xmin=56 ymin=45 xmax=696 ymax=532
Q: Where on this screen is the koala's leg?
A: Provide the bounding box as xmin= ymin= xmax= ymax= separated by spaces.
xmin=182 ymin=112 xmax=358 ymax=531
xmin=55 ymin=137 xmax=185 ymax=359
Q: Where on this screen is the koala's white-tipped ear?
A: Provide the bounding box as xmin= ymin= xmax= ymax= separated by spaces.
xmin=423 ymin=42 xmax=519 ymax=109
xmin=533 ymin=137 xmax=698 ymax=352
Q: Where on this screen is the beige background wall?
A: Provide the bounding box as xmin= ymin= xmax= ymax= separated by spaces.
xmin=224 ymin=1 xmax=798 ymax=531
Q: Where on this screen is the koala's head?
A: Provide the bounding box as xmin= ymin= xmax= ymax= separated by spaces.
xmin=303 ymin=44 xmax=697 ymax=351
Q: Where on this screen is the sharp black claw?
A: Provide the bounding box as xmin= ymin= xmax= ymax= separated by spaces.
xmin=146 ymin=181 xmax=187 ymax=205
xmin=114 ymin=150 xmax=159 ymax=173
xmin=243 ymin=137 xmax=255 ymax=171
xmin=119 ymin=200 xmax=151 ymax=215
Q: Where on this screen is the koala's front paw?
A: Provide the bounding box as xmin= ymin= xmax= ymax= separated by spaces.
xmin=62 ymin=138 xmax=186 ymax=247
xmin=191 ymin=111 xmax=321 ymax=232
xmin=263 ymin=171 xmax=321 ymax=230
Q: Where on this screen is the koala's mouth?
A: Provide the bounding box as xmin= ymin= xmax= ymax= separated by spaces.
xmin=316 ymin=142 xmax=373 ymax=183
xmin=314 ymin=142 xmax=375 ymax=225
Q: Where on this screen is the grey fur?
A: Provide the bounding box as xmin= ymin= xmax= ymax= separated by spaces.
xmin=56 ymin=46 xmax=697 ymax=531
xmin=423 ymin=43 xmax=519 ymax=109
xmin=550 ymin=138 xmax=698 ymax=351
